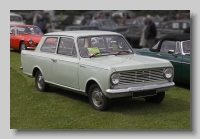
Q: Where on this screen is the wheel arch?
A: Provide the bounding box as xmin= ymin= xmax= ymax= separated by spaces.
xmin=19 ymin=40 xmax=24 ymax=50
xmin=85 ymin=79 xmax=103 ymax=95
xmin=32 ymin=66 xmax=43 ymax=78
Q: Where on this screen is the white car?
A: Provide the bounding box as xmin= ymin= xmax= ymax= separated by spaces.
xmin=20 ymin=30 xmax=175 ymax=111
xmin=10 ymin=13 xmax=25 ymax=24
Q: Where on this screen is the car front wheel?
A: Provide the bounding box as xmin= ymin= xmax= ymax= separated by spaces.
xmin=89 ymin=84 xmax=110 ymax=111
xmin=144 ymin=92 xmax=165 ymax=103
xmin=35 ymin=70 xmax=49 ymax=92
xmin=20 ymin=42 xmax=27 ymax=53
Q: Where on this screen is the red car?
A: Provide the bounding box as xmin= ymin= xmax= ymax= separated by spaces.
xmin=10 ymin=24 xmax=43 ymax=52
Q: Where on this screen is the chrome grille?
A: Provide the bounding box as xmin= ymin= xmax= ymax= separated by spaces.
xmin=119 ymin=68 xmax=165 ymax=85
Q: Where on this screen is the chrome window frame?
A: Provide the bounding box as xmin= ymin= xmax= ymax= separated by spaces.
xmin=57 ymin=36 xmax=77 ymax=57
xmin=180 ymin=40 xmax=190 ymax=55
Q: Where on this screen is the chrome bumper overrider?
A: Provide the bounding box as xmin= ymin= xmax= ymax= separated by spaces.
xmin=27 ymin=47 xmax=36 ymax=50
xmin=106 ymin=82 xmax=175 ymax=94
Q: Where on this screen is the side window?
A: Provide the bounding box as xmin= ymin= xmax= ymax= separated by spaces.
xmin=172 ymin=22 xmax=180 ymax=29
xmin=10 ymin=26 xmax=14 ymax=34
xmin=164 ymin=23 xmax=172 ymax=29
xmin=181 ymin=22 xmax=189 ymax=29
xmin=40 ymin=37 xmax=58 ymax=53
xmin=160 ymin=40 xmax=176 ymax=53
xmin=57 ymin=37 xmax=77 ymax=57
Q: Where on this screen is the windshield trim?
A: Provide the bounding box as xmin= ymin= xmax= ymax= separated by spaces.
xmin=77 ymin=35 xmax=134 ymax=58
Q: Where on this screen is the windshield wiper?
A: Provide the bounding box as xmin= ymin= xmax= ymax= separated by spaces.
xmin=89 ymin=52 xmax=101 ymax=58
xmin=89 ymin=51 xmax=110 ymax=58
xmin=113 ymin=50 xmax=132 ymax=56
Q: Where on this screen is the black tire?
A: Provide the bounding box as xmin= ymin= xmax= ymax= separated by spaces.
xmin=89 ymin=84 xmax=110 ymax=111
xmin=144 ymin=92 xmax=165 ymax=103
xmin=20 ymin=42 xmax=27 ymax=53
xmin=35 ymin=70 xmax=49 ymax=92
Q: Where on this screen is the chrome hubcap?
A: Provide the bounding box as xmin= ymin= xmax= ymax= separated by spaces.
xmin=37 ymin=74 xmax=44 ymax=89
xmin=92 ymin=89 xmax=103 ymax=107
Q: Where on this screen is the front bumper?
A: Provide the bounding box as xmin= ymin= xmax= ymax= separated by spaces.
xmin=106 ymin=82 xmax=175 ymax=94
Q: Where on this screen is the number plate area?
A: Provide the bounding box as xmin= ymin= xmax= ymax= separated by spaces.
xmin=132 ymin=90 xmax=157 ymax=98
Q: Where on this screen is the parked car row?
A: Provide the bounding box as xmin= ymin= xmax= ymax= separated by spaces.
xmin=20 ymin=30 xmax=175 ymax=111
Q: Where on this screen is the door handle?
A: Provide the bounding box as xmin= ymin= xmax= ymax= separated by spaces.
xmin=80 ymin=65 xmax=86 ymax=68
xmin=156 ymin=54 xmax=162 ymax=56
xmin=51 ymin=59 xmax=57 ymax=62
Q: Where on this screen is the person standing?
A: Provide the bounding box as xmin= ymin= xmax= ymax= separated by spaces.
xmin=144 ymin=15 xmax=157 ymax=48
xmin=35 ymin=15 xmax=47 ymax=34
xmin=89 ymin=16 xmax=99 ymax=27
xmin=139 ymin=18 xmax=148 ymax=48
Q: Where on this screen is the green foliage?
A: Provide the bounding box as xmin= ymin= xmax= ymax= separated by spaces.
xmin=10 ymin=50 xmax=190 ymax=129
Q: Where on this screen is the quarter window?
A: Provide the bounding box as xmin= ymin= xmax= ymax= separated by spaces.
xmin=40 ymin=37 xmax=58 ymax=53
xmin=57 ymin=37 xmax=77 ymax=57
xmin=160 ymin=40 xmax=176 ymax=53
xmin=172 ymin=22 xmax=180 ymax=29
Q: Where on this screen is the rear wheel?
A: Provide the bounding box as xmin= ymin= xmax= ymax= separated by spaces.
xmin=35 ymin=70 xmax=49 ymax=92
xmin=144 ymin=92 xmax=165 ymax=103
xmin=20 ymin=42 xmax=27 ymax=53
xmin=89 ymin=84 xmax=110 ymax=111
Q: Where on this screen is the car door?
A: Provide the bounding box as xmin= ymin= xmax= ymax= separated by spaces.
xmin=156 ymin=40 xmax=182 ymax=81
xmin=181 ymin=40 xmax=190 ymax=84
xmin=51 ymin=37 xmax=79 ymax=89
xmin=10 ymin=26 xmax=15 ymax=48
xmin=159 ymin=22 xmax=173 ymax=34
xmin=40 ymin=37 xmax=59 ymax=82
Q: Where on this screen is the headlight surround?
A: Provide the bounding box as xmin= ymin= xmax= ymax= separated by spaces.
xmin=111 ymin=73 xmax=121 ymax=85
xmin=163 ymin=68 xmax=173 ymax=80
xmin=28 ymin=39 xmax=33 ymax=44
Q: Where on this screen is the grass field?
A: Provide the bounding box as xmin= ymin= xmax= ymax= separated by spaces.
xmin=10 ymin=50 xmax=190 ymax=129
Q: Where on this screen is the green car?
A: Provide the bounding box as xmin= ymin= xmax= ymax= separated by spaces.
xmin=20 ymin=31 xmax=175 ymax=111
xmin=134 ymin=33 xmax=190 ymax=84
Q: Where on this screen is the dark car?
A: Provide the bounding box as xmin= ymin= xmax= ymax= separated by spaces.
xmin=157 ymin=20 xmax=190 ymax=39
xmin=89 ymin=19 xmax=129 ymax=33
xmin=72 ymin=16 xmax=91 ymax=26
xmin=134 ymin=33 xmax=190 ymax=84
xmin=64 ymin=25 xmax=99 ymax=31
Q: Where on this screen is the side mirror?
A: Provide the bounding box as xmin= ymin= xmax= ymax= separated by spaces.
xmin=168 ymin=50 xmax=174 ymax=54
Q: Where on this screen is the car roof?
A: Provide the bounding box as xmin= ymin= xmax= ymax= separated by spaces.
xmin=167 ymin=20 xmax=190 ymax=23
xmin=160 ymin=33 xmax=190 ymax=41
xmin=10 ymin=13 xmax=22 ymax=16
xmin=44 ymin=30 xmax=121 ymax=37
xmin=65 ymin=25 xmax=98 ymax=28
xmin=10 ymin=24 xmax=38 ymax=27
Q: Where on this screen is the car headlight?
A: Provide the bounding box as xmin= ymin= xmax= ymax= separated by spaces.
xmin=163 ymin=68 xmax=173 ymax=80
xmin=111 ymin=73 xmax=121 ymax=85
xmin=28 ymin=39 xmax=33 ymax=44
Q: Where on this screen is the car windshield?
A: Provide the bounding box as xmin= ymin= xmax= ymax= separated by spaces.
xmin=152 ymin=41 xmax=160 ymax=50
xmin=78 ymin=35 xmax=133 ymax=58
xmin=10 ymin=15 xmax=23 ymax=22
xmin=182 ymin=40 xmax=190 ymax=54
xmin=16 ymin=26 xmax=43 ymax=35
